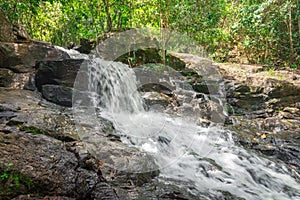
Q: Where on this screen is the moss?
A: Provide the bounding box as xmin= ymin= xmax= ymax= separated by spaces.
xmin=6 ymin=121 xmax=24 ymax=127
xmin=180 ymin=70 xmax=198 ymax=77
xmin=0 ymin=163 xmax=33 ymax=200
xmin=19 ymin=126 xmax=46 ymax=135
xmin=143 ymin=63 xmax=175 ymax=72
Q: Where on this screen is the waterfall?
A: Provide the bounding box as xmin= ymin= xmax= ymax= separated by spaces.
xmin=73 ymin=57 xmax=300 ymax=200
xmin=87 ymin=58 xmax=145 ymax=114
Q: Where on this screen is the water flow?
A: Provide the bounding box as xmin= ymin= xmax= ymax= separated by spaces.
xmin=88 ymin=58 xmax=145 ymax=113
xmin=87 ymin=59 xmax=300 ymax=200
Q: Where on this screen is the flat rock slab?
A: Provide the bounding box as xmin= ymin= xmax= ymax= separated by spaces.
xmin=0 ymin=88 xmax=79 ymax=141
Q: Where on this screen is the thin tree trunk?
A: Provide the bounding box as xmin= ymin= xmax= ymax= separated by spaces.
xmin=159 ymin=0 xmax=166 ymax=63
xmin=288 ymin=1 xmax=294 ymax=62
xmin=298 ymin=0 xmax=300 ymax=42
xmin=103 ymin=0 xmax=112 ymax=32
xmin=129 ymin=0 xmax=133 ymax=27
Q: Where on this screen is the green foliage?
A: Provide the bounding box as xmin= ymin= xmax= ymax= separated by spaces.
xmin=0 ymin=163 xmax=33 ymax=199
xmin=19 ymin=126 xmax=46 ymax=135
xmin=1 ymin=163 xmax=13 ymax=181
xmin=290 ymin=64 xmax=298 ymax=69
xmin=0 ymin=0 xmax=299 ymax=66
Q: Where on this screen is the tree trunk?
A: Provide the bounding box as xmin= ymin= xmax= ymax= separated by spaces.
xmin=129 ymin=0 xmax=133 ymax=27
xmin=288 ymin=1 xmax=294 ymax=63
xmin=298 ymin=0 xmax=300 ymax=43
xmin=159 ymin=0 xmax=166 ymax=63
xmin=103 ymin=0 xmax=112 ymax=32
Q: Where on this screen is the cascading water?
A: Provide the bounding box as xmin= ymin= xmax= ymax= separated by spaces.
xmin=74 ymin=57 xmax=300 ymax=200
xmin=88 ymin=58 xmax=145 ymax=114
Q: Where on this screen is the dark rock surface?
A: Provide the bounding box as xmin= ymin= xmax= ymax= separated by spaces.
xmin=41 ymin=85 xmax=74 ymax=107
xmin=12 ymin=24 xmax=32 ymax=42
xmin=35 ymin=59 xmax=85 ymax=91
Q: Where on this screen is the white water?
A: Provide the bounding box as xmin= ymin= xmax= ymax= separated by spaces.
xmin=83 ymin=58 xmax=299 ymax=200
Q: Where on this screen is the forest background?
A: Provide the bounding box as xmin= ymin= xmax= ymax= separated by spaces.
xmin=1 ymin=0 xmax=299 ymax=67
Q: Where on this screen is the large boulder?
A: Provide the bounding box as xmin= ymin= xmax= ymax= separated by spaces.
xmin=35 ymin=59 xmax=84 ymax=90
xmin=0 ymin=42 xmax=70 ymax=73
xmin=35 ymin=59 xmax=86 ymax=106
xmin=0 ymin=132 xmax=101 ymax=199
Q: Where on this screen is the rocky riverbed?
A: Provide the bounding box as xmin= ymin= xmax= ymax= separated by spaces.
xmin=1 ymin=14 xmax=300 ymax=199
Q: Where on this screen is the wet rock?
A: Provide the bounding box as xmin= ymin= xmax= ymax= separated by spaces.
xmin=35 ymin=59 xmax=85 ymax=91
xmin=90 ymin=182 xmax=119 ymax=200
xmin=229 ymin=116 xmax=300 ymax=174
xmin=82 ymin=134 xmax=159 ymax=175
xmin=142 ymin=91 xmax=171 ymax=110
xmin=0 ymin=88 xmax=169 ymax=199
xmin=41 ymin=85 xmax=73 ymax=107
xmin=135 ymin=178 xmax=204 ymax=200
xmin=134 ymin=67 xmax=176 ymax=94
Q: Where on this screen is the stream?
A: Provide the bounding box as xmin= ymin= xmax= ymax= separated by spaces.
xmin=70 ymin=54 xmax=300 ymax=199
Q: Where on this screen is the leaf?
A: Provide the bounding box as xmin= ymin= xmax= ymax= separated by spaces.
xmin=260 ymin=134 xmax=267 ymax=139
